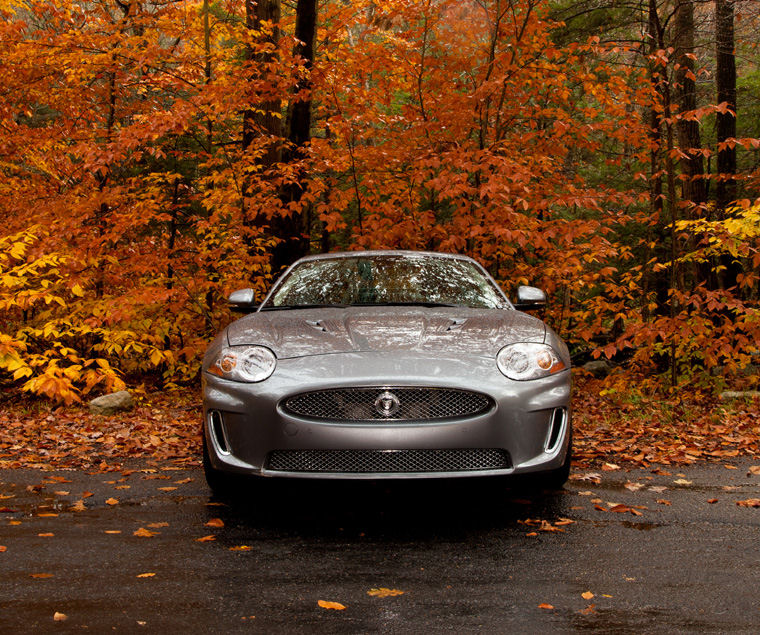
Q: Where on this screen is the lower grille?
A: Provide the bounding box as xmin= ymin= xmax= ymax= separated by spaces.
xmin=266 ymin=449 xmax=511 ymax=474
xmin=281 ymin=387 xmax=493 ymax=422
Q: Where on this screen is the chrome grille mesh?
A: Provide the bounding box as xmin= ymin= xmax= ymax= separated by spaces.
xmin=281 ymin=387 xmax=493 ymax=422
xmin=266 ymin=449 xmax=511 ymax=473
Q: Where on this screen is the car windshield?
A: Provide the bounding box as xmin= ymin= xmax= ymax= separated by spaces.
xmin=261 ymin=254 xmax=507 ymax=310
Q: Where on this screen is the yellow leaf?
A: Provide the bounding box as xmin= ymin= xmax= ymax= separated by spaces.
xmin=53 ymin=612 xmax=67 ymax=622
xmin=581 ymin=591 xmax=594 ymax=600
xmin=71 ymin=283 xmax=84 ymax=297
xmin=137 ymin=573 xmax=156 ymax=578
xmin=367 ymin=588 xmax=405 ymax=598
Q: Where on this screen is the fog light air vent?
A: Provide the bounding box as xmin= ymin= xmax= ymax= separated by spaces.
xmin=545 ymin=408 xmax=566 ymax=453
xmin=208 ymin=410 xmax=230 ymax=455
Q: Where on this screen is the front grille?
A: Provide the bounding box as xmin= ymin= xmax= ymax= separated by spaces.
xmin=266 ymin=449 xmax=511 ymax=473
xmin=281 ymin=387 xmax=493 ymax=422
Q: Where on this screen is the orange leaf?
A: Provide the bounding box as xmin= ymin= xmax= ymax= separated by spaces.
xmin=736 ymin=499 xmax=760 ymax=508
xmin=205 ymin=518 xmax=224 ymax=528
xmin=581 ymin=591 xmax=594 ymax=600
xmin=53 ymin=612 xmax=67 ymax=622
xmin=31 ymin=573 xmax=54 ymax=578
xmin=38 ymin=533 xmax=54 ymax=537
xmin=133 ymin=527 xmax=158 ymax=537
xmin=538 ymin=603 xmax=554 ymax=610
xmin=137 ymin=573 xmax=156 ymax=578
xmin=105 ymin=498 xmax=118 ymax=505
xmin=195 ymin=535 xmax=216 ymax=542
xmin=318 ymin=600 xmax=346 ymax=611
xmin=230 ymin=545 xmax=253 ymax=551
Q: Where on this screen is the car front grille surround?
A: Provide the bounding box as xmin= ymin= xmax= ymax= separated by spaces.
xmin=281 ymin=387 xmax=493 ymax=422
xmin=266 ymin=448 xmax=511 ymax=474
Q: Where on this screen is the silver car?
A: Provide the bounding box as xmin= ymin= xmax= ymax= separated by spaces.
xmin=202 ymin=250 xmax=571 ymax=494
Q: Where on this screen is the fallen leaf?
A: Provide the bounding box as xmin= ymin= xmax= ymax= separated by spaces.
xmin=648 ymin=485 xmax=667 ymax=493
xmin=53 ymin=491 xmax=69 ymax=496
xmin=367 ymin=588 xmax=405 ymax=598
xmin=656 ymin=499 xmax=672 ymax=506
xmin=104 ymin=530 xmax=121 ymax=534
xmin=724 ymin=464 xmax=737 ymax=470
xmin=554 ymin=518 xmax=575 ymax=526
xmin=594 ymin=505 xmax=607 ymax=512
xmin=673 ymin=478 xmax=692 ymax=486
xmin=82 ymin=491 xmax=94 ymax=498
xmin=195 ymin=535 xmax=216 ymax=542
xmin=133 ymin=527 xmax=158 ymax=537
xmin=525 ymin=531 xmax=538 ymax=537
xmin=581 ymin=591 xmax=594 ymax=600
xmin=538 ymin=603 xmax=554 ymax=610
xmin=157 ymin=487 xmax=177 ymax=492
xmin=229 ymin=545 xmax=253 ymax=551
xmin=736 ymin=499 xmax=760 ymax=508
xmin=53 ymin=612 xmax=67 ymax=622
xmin=175 ymin=478 xmax=193 ymax=484
xmin=579 ymin=604 xmax=596 ymax=615
xmin=31 ymin=573 xmax=54 ymax=578
xmin=37 ymin=513 xmax=58 ymax=518
xmin=38 ymin=533 xmax=54 ymax=537
xmin=318 ymin=600 xmax=346 ymax=610
xmin=70 ymin=500 xmax=87 ymax=512
xmin=748 ymin=466 xmax=760 ymax=476
xmin=136 ymin=573 xmax=156 ymax=578
xmin=602 ymin=463 xmax=620 ymax=471
xmin=147 ymin=522 xmax=169 ymax=529
xmin=205 ymin=518 xmax=224 ymax=528
xmin=0 ymin=545 xmax=6 ymax=552
xmin=624 ymin=482 xmax=644 ymax=491
xmin=106 ymin=498 xmax=119 ymax=505
xmin=707 ymin=498 xmax=718 ymax=504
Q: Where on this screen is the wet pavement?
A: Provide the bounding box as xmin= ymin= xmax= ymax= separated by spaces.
xmin=1 ymin=459 xmax=760 ymax=633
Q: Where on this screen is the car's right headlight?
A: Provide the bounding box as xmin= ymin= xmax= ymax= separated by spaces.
xmin=496 ymin=343 xmax=566 ymax=381
xmin=206 ymin=346 xmax=276 ymax=382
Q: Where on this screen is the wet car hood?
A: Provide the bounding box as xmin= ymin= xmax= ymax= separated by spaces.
xmin=226 ymin=306 xmax=546 ymax=359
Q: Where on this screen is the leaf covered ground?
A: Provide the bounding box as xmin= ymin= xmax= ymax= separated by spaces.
xmin=1 ymin=376 xmax=759 ymax=472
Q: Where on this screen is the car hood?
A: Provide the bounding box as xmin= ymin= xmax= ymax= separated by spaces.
xmin=225 ymin=306 xmax=546 ymax=359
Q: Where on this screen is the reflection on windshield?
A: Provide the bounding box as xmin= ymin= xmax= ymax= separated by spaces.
xmin=262 ymin=255 xmax=507 ymax=310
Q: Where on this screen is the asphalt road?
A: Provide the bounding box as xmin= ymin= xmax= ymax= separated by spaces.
xmin=2 ymin=459 xmax=760 ymax=633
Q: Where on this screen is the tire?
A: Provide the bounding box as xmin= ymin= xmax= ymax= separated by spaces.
xmin=202 ymin=434 xmax=238 ymax=498
xmin=538 ymin=426 xmax=573 ymax=490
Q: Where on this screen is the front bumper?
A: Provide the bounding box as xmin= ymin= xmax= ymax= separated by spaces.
xmin=202 ymin=351 xmax=571 ymax=479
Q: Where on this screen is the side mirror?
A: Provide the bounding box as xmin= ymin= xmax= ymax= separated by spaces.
xmin=514 ymin=285 xmax=546 ymax=311
xmin=228 ymin=288 xmax=257 ymax=313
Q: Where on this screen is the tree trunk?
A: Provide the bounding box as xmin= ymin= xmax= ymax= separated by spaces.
xmin=715 ymin=0 xmax=739 ymax=288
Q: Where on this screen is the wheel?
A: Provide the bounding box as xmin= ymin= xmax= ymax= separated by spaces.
xmin=538 ymin=426 xmax=573 ymax=490
xmin=202 ymin=434 xmax=239 ymax=497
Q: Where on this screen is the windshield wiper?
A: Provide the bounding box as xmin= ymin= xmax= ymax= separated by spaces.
xmin=349 ymin=301 xmax=467 ymax=308
xmin=260 ymin=303 xmax=348 ymax=311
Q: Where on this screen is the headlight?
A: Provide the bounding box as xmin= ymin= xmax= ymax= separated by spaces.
xmin=496 ymin=343 xmax=566 ymax=381
xmin=206 ymin=346 xmax=276 ymax=382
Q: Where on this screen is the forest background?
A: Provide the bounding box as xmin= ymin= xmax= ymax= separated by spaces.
xmin=1 ymin=0 xmax=760 ymax=418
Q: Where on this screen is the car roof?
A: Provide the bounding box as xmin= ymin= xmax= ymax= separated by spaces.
xmin=293 ymin=250 xmax=476 ymax=263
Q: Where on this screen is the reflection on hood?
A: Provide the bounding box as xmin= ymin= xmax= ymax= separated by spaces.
xmin=226 ymin=306 xmax=545 ymax=359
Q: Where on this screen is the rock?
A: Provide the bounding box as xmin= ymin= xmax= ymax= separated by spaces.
xmin=719 ymin=391 xmax=760 ymax=401
xmin=89 ymin=390 xmax=135 ymax=415
xmin=582 ymin=360 xmax=613 ymax=378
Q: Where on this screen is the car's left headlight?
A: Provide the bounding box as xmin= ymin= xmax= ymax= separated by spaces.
xmin=206 ymin=346 xmax=276 ymax=382
xmin=497 ymin=343 xmax=566 ymax=381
